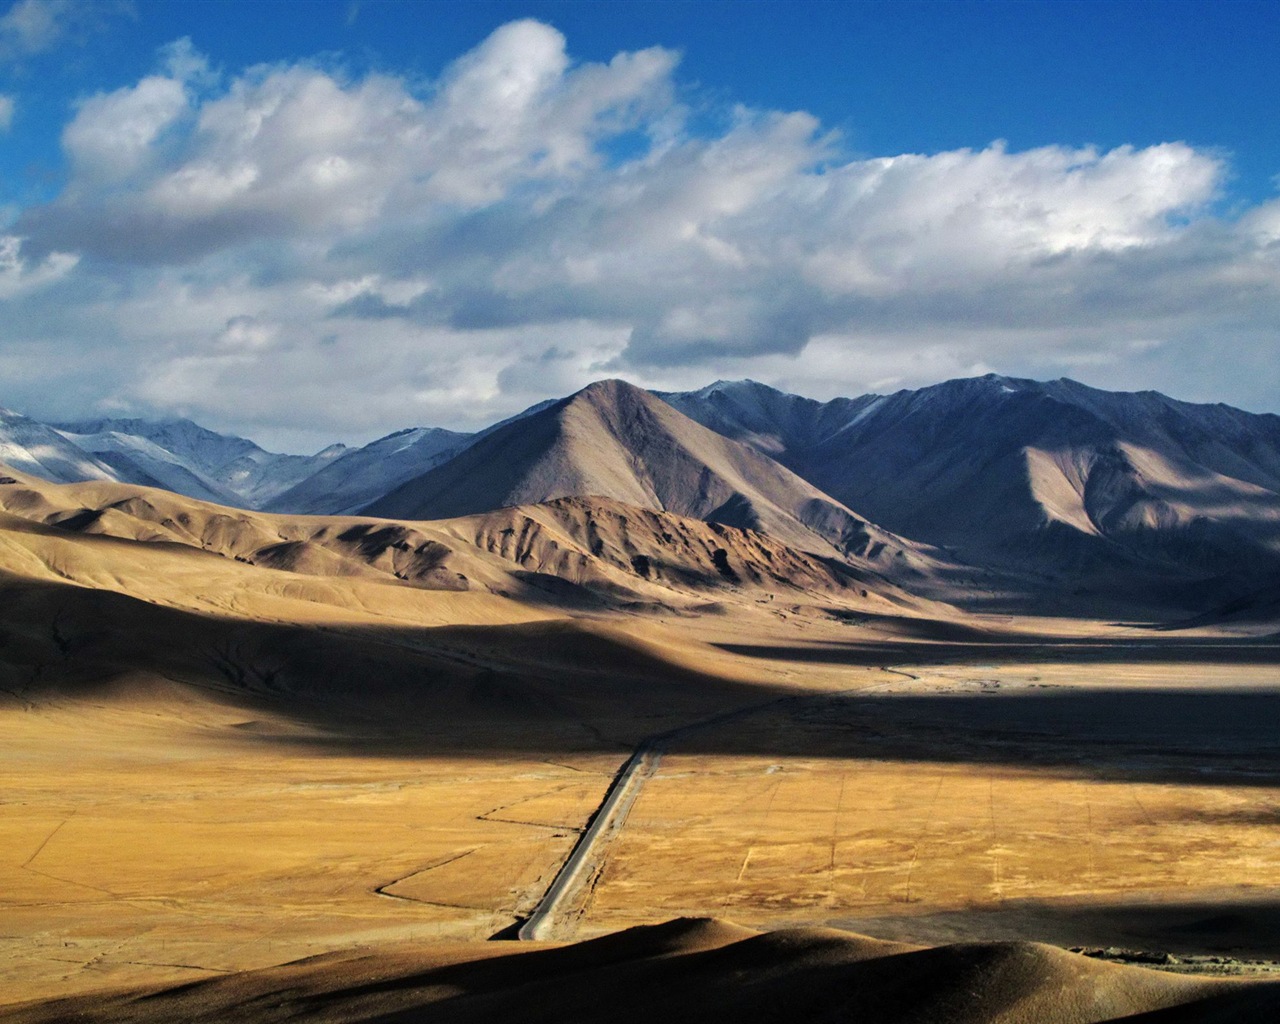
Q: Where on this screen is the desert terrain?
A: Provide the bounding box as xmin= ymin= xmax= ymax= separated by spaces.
xmin=1 ymin=0 xmax=1277 ymax=1005
xmin=1 ymin=445 xmax=1279 ymax=1019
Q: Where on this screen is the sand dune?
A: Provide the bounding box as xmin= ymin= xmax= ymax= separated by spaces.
xmin=3 ymin=917 xmax=1275 ymax=1024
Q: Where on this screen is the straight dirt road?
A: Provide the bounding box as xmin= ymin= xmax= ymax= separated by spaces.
xmin=517 ymin=741 xmax=664 ymax=940
xmin=515 ymin=687 xmax=853 ymax=940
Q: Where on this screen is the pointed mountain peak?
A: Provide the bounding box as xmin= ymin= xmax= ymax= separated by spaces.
xmin=564 ymin=379 xmax=671 ymax=418
xmin=693 ymin=378 xmax=776 ymax=398
xmin=909 ymin=373 xmax=1047 ymax=402
xmin=571 ymin=378 xmax=652 ymax=401
xmin=963 ymin=372 xmax=1023 ymax=389
xmin=372 ymin=426 xmax=430 ymax=443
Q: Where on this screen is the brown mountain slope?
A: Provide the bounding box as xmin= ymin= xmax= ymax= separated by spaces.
xmin=0 ymin=465 xmax=939 ymax=615
xmin=664 ymin=377 xmax=1280 ymax=612
xmin=448 ymin=496 xmax=930 ymax=609
xmin=4 ymin=917 xmax=1274 ymax=1024
xmin=363 ymin=380 xmax=942 ymax=582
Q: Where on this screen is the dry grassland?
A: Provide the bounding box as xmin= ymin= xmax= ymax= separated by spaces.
xmin=0 ymin=693 xmax=618 ymax=1003
xmin=1 ymin=468 xmax=1279 ymax=1024
xmin=2 ymin=479 xmax=1278 ymax=1009
xmin=5 ymin=642 xmax=1279 ymax=1005
xmin=593 ymin=753 xmax=1280 ymax=924
xmin=580 ymin=662 xmax=1280 ymax=953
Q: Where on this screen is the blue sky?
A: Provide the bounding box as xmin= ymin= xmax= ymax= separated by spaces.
xmin=1 ymin=0 xmax=1278 ymax=449
xmin=8 ymin=2 xmax=1279 ymax=207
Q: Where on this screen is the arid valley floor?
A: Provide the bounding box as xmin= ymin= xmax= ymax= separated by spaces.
xmin=2 ymin=461 xmax=1279 ymax=1021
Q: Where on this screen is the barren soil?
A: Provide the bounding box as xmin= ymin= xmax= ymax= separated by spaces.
xmin=0 ymin=689 xmax=624 ymax=1001
xmin=1 ymin=475 xmax=1278 ymax=1018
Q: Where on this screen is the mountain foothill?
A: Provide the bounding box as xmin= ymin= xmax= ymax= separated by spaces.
xmin=3 ymin=373 xmax=1276 ymax=624
xmin=4 ymin=373 xmax=1280 ymax=1023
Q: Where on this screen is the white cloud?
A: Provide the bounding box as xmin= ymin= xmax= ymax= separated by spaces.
xmin=797 ymin=141 xmax=1221 ymax=296
xmin=0 ymin=92 xmax=12 ymax=130
xmin=0 ymin=0 xmax=128 ymax=61
xmin=0 ymin=0 xmax=70 ymax=56
xmin=29 ymin=22 xmax=677 ymax=263
xmin=158 ymin=36 xmax=215 ymax=87
xmin=63 ymin=74 xmax=190 ymax=181
xmin=0 ymin=234 xmax=77 ymax=298
xmin=2 ymin=21 xmax=1278 ymax=448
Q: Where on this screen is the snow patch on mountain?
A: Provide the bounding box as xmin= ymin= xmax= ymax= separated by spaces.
xmin=53 ymin=416 xmax=347 ymax=508
xmin=0 ymin=408 xmax=121 ymax=484
xmin=266 ymin=426 xmax=470 ymax=515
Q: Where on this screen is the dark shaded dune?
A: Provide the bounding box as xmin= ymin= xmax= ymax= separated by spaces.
xmin=3 ymin=920 xmax=1275 ymax=1024
xmin=580 ymin=915 xmax=760 ymax=955
xmin=3 ymin=565 xmax=1278 ymax=786
xmin=1113 ymin=987 xmax=1280 ymax=1022
xmin=829 ymin=890 xmax=1280 ymax=962
xmin=0 ymin=568 xmax=813 ymax=756
xmin=772 ymin=940 xmax=1206 ymax=1024
xmin=833 ymin=893 xmax=1280 ymax=961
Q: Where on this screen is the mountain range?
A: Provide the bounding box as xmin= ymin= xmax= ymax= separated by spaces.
xmin=4 ymin=373 xmax=1278 ymax=617
xmin=365 ymin=380 xmax=935 ymax=576
xmin=663 ymin=376 xmax=1280 ymax=610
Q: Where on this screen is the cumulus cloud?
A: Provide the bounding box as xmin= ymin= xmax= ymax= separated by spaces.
xmin=2 ymin=20 xmax=1278 ymax=448
xmin=28 ymin=20 xmax=677 ymax=264
xmin=0 ymin=234 xmax=77 ymax=297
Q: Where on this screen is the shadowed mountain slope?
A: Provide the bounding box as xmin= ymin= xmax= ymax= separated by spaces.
xmin=666 ymin=376 xmax=1280 ymax=605
xmin=264 ymin=400 xmax=564 ymax=515
xmin=53 ymin=416 xmax=347 ymax=508
xmin=265 ymin=426 xmax=471 ymax=515
xmin=0 ymin=408 xmax=122 ymax=486
xmin=364 ymin=380 xmax=940 ymax=582
xmin=658 ymin=379 xmax=886 ymax=465
xmin=52 ymin=423 xmax=247 ymax=506
xmin=4 ymin=917 xmax=1275 ymax=1024
xmin=11 ymin=373 xmax=1278 ymax=616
